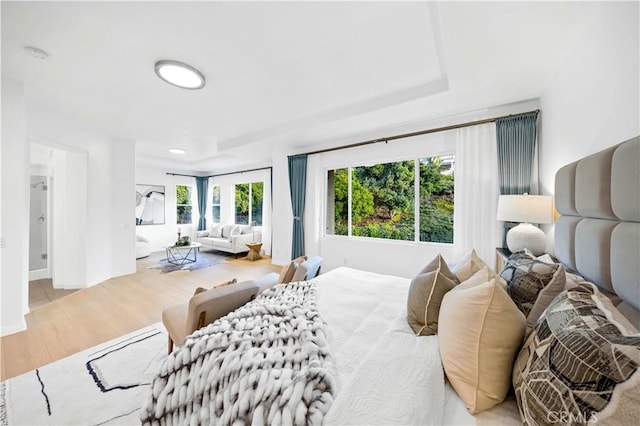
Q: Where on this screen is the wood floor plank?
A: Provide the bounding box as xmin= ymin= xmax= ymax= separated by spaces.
xmin=2 ymin=252 xmax=280 ymax=381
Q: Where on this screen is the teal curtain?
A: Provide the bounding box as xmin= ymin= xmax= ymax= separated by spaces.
xmin=496 ymin=111 xmax=539 ymax=195
xmin=288 ymin=155 xmax=307 ymax=259
xmin=196 ymin=177 xmax=208 ymax=231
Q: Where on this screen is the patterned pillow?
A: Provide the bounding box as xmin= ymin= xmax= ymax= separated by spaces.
xmin=500 ymin=252 xmax=565 ymax=330
xmin=513 ymin=283 xmax=640 ymax=426
xmin=193 ymin=278 xmax=237 ymax=295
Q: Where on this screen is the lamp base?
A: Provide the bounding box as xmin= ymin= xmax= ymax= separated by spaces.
xmin=506 ymin=223 xmax=546 ymax=256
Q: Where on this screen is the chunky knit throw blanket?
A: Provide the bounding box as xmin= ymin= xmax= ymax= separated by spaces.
xmin=140 ymin=281 xmax=336 ymax=425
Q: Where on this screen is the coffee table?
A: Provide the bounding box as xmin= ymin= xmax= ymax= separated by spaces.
xmin=165 ymin=242 xmax=202 ymax=265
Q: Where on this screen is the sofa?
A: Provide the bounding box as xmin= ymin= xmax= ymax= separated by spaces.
xmin=135 ymin=235 xmax=151 ymax=259
xmin=195 ymin=224 xmax=260 ymax=254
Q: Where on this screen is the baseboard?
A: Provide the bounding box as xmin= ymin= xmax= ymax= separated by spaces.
xmin=1 ymin=318 xmax=27 ymax=337
xmin=29 ymin=268 xmax=50 ymax=281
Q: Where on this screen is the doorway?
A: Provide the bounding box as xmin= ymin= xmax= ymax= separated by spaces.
xmin=29 ymin=175 xmax=49 ymax=276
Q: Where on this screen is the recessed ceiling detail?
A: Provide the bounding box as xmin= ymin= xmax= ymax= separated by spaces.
xmin=154 ymin=60 xmax=205 ymax=90
xmin=168 ymin=148 xmax=187 ymax=154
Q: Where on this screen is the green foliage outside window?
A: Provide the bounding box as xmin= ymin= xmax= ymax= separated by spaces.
xmin=176 ymin=185 xmax=192 ymax=224
xmin=329 ymin=156 xmax=454 ymax=243
xmin=235 ymin=182 xmax=263 ymax=225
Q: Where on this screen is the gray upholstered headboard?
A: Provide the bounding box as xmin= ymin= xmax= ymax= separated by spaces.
xmin=554 ymin=136 xmax=640 ymax=327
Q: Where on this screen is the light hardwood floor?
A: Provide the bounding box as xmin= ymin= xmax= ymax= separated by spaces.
xmin=0 ymin=251 xmax=280 ymax=381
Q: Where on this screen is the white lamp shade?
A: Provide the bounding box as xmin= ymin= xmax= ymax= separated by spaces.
xmin=496 ymin=195 xmax=553 ymax=224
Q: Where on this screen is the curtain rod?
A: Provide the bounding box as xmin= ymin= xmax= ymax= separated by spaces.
xmin=296 ymin=109 xmax=540 ymax=157
xmin=166 ymin=166 xmax=272 ymax=179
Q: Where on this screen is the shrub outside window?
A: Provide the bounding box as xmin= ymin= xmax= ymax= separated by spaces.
xmin=176 ymin=185 xmax=192 ymax=224
xmin=326 ymin=155 xmax=454 ymax=244
xmin=234 ymin=182 xmax=264 ymax=225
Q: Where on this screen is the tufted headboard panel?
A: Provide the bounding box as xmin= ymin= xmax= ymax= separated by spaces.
xmin=554 ymin=136 xmax=640 ymax=326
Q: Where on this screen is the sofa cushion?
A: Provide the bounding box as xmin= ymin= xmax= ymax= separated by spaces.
xmin=221 ymin=224 xmax=234 ymax=238
xmin=211 ymin=225 xmax=222 ymax=238
xmin=214 ymin=239 xmax=232 ymax=249
xmin=239 ymin=225 xmax=253 ymax=235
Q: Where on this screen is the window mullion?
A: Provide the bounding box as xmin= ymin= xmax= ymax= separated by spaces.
xmin=347 ymin=167 xmax=352 ymax=237
xmin=414 ymin=159 xmax=420 ymax=242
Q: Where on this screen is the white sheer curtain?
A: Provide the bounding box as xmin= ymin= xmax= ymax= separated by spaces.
xmin=453 ymin=123 xmax=501 ymax=268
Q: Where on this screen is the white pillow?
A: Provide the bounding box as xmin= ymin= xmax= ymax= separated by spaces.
xmin=229 ymin=225 xmax=241 ymax=240
xmin=210 ymin=224 xmax=222 ymax=238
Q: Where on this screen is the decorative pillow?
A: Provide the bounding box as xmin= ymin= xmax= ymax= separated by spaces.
xmin=453 ymin=249 xmax=507 ymax=288
xmin=220 ymin=224 xmax=234 ymax=238
xmin=439 ymin=278 xmax=526 ymax=414
xmin=239 ymin=225 xmax=253 ymax=235
xmin=407 ymin=257 xmax=457 ymax=336
xmin=193 ymin=278 xmax=237 ymax=295
xmin=513 ymin=283 xmax=640 ymax=426
xmin=500 ymin=252 xmax=566 ymax=331
xmin=196 ymin=230 xmax=209 ymax=238
xmin=419 ymin=253 xmax=459 ymax=284
xmin=278 ymin=261 xmax=298 ymax=284
xmin=293 ymin=255 xmax=307 ymax=265
xmin=229 ymin=225 xmax=241 ymax=240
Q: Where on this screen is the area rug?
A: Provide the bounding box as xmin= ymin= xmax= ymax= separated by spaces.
xmin=148 ymin=250 xmax=235 ymax=273
xmin=0 ymin=323 xmax=167 ymax=425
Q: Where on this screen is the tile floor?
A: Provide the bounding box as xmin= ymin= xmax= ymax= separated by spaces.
xmin=29 ymin=279 xmax=78 ymax=310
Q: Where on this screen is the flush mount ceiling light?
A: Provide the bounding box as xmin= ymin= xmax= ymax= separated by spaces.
xmin=168 ymin=148 xmax=187 ymax=155
xmin=154 ymin=60 xmax=205 ymax=90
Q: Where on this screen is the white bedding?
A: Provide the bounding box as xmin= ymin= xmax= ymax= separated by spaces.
xmin=314 ymin=266 xmax=521 ymax=425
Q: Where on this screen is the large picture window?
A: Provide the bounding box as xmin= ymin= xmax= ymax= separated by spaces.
xmin=234 ymin=182 xmax=264 ymax=225
xmin=176 ymin=185 xmax=192 ymax=224
xmin=326 ymin=155 xmax=454 ymax=243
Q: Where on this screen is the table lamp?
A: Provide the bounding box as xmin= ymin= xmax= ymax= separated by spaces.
xmin=496 ymin=194 xmax=553 ymax=255
xmin=250 ymin=221 xmax=257 ymax=243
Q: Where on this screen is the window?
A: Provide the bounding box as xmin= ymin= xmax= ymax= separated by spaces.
xmin=176 ymin=185 xmax=192 ymax=224
xmin=211 ymin=185 xmax=221 ymax=223
xmin=326 ymin=155 xmax=454 ymax=244
xmin=234 ymin=182 xmax=264 ymax=225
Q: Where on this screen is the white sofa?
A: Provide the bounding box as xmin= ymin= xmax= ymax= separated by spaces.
xmin=136 ymin=235 xmax=151 ymax=259
xmin=195 ymin=224 xmax=261 ymax=254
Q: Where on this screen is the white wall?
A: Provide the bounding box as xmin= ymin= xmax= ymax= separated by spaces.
xmin=1 ymin=77 xmax=29 ymax=335
xmin=539 ymin=2 xmax=639 ymax=196
xmin=135 ymin=166 xmax=197 ymax=252
xmin=538 ymin=2 xmax=639 ymax=253
xmin=28 ymin=101 xmax=137 ymax=289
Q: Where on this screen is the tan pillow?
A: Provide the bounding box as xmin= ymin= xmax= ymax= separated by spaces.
xmin=193 ymin=278 xmax=237 ymax=295
xmin=407 ymin=268 xmax=457 ymax=336
xmin=439 ymin=278 xmax=526 ymax=414
xmin=278 ymin=261 xmax=298 ymax=283
xmin=419 ymin=253 xmax=459 ymax=284
xmin=293 ymin=255 xmax=307 ymax=265
xmin=452 ymin=249 xmax=507 ymax=288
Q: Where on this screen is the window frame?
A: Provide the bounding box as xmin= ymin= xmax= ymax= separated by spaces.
xmin=324 ymin=153 xmax=455 ymax=245
xmin=176 ymin=184 xmax=193 ymax=225
xmin=210 ymin=184 xmax=221 ymax=224
xmin=234 ymin=181 xmax=264 ymax=226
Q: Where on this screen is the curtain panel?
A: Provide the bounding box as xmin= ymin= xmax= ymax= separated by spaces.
xmin=453 ymin=123 xmax=501 ymax=267
xmin=195 ymin=177 xmax=208 ymax=231
xmin=496 ymin=111 xmax=539 ymax=195
xmin=288 ymin=154 xmax=308 ymax=259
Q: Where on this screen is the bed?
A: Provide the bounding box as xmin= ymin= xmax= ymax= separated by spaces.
xmin=140 ymin=136 xmax=639 ymax=425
